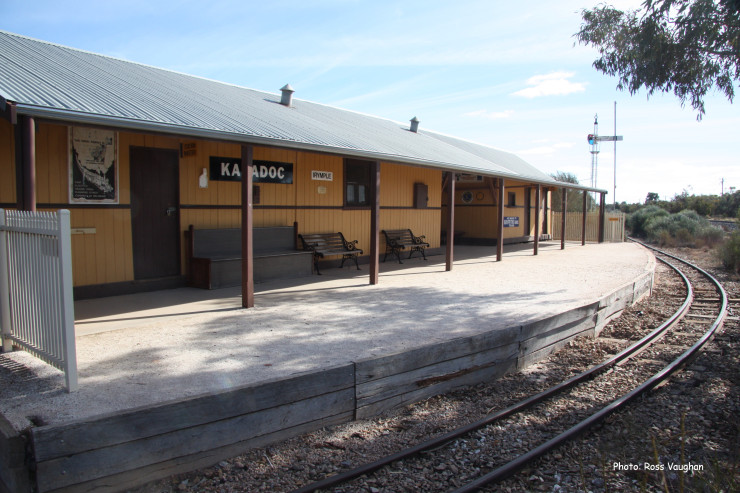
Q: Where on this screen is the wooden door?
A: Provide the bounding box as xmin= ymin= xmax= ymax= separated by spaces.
xmin=130 ymin=147 xmax=180 ymax=280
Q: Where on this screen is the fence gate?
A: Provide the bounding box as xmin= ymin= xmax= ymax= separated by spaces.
xmin=0 ymin=209 xmax=77 ymax=392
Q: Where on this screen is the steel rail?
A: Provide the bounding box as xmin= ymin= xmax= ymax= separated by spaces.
xmin=290 ymin=247 xmax=694 ymax=493
xmin=452 ymin=243 xmax=728 ymax=493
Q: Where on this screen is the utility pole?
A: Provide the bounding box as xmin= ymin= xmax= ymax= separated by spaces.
xmin=613 ymin=102 xmax=617 ymax=206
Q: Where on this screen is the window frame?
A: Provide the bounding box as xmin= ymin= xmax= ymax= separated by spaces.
xmin=343 ymin=158 xmax=374 ymax=209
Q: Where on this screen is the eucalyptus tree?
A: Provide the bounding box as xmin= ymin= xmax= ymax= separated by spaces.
xmin=576 ymin=0 xmax=740 ymax=119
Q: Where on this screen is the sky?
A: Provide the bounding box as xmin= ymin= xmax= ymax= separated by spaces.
xmin=2 ymin=0 xmax=738 ymax=205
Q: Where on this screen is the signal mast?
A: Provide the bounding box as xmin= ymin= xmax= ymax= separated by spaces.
xmin=587 ymin=114 xmax=600 ymax=189
xmin=587 ymin=109 xmax=623 ymax=196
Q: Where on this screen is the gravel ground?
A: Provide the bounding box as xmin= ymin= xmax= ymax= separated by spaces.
xmin=131 ymin=245 xmax=739 ymax=493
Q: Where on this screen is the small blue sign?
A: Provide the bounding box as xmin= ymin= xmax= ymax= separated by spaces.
xmin=504 ymin=216 xmax=519 ymax=227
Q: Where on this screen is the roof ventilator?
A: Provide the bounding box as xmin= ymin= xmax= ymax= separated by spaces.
xmin=280 ymin=84 xmax=295 ymax=107
xmin=409 ymin=116 xmax=420 ymax=133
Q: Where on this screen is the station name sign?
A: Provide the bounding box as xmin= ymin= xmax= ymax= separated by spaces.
xmin=311 ymin=170 xmax=333 ymax=181
xmin=209 ymin=157 xmax=293 ymax=184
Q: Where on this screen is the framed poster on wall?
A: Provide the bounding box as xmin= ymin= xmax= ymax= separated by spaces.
xmin=69 ymin=126 xmax=118 ymax=203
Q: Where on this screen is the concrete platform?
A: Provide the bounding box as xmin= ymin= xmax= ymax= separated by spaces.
xmin=1 ymin=242 xmax=654 ymax=430
xmin=0 ymin=241 xmax=655 ymax=493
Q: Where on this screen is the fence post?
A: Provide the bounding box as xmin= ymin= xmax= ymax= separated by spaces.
xmin=0 ymin=209 xmax=11 ymax=353
xmin=58 ymin=210 xmax=78 ymax=392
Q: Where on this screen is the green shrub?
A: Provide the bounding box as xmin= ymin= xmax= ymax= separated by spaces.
xmin=718 ymin=231 xmax=740 ymax=272
xmin=627 ymin=205 xmax=669 ymax=237
xmin=628 ymin=207 xmax=723 ymax=247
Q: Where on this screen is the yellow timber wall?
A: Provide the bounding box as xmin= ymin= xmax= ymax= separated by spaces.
xmin=0 ymin=121 xmax=444 ymax=288
xmin=442 ymin=177 xmax=552 ymax=242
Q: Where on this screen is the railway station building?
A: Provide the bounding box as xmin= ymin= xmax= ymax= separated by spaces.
xmin=0 ymin=31 xmax=652 ymax=493
xmin=0 ymin=30 xmax=606 ymax=303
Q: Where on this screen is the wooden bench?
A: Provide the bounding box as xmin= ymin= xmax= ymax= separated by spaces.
xmin=381 ymin=229 xmax=429 ymax=264
xmin=187 ymin=225 xmax=313 ymax=289
xmin=298 ymin=232 xmax=363 ymax=275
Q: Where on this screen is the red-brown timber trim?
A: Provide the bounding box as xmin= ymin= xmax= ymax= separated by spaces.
xmin=446 ymin=171 xmax=455 ymax=271
xmin=560 ymin=187 xmax=567 ymax=250
xmin=496 ymin=178 xmax=505 ymax=261
xmin=241 ymin=144 xmax=254 ymax=308
xmin=533 ymin=185 xmax=541 ymax=256
xmin=1 ymin=100 xmax=17 ymax=124
xmin=22 ymin=116 xmax=36 ymax=211
xmin=581 ymin=191 xmax=588 ymax=246
xmin=598 ymin=192 xmax=606 ymax=243
xmin=369 ymin=161 xmax=380 ymax=285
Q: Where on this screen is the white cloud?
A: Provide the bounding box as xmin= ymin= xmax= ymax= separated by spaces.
xmin=512 ymin=72 xmax=587 ymax=99
xmin=463 ymin=109 xmax=514 ymax=120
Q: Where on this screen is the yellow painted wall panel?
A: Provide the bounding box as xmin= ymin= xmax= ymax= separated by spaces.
xmin=67 ymin=209 xmax=134 ymax=286
xmin=296 ymin=151 xmax=343 ymax=208
xmin=35 ymin=123 xmax=68 ymax=204
xmin=380 ymin=162 xmax=442 ymax=208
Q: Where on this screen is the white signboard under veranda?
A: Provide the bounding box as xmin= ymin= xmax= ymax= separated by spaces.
xmin=69 ymin=127 xmax=118 ymax=203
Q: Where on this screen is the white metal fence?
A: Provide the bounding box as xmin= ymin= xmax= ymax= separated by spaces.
xmin=0 ymin=209 xmax=78 ymax=391
xmin=552 ymin=211 xmax=625 ymax=243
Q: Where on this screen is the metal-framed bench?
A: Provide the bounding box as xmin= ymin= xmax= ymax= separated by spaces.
xmin=381 ymin=229 xmax=429 ymax=263
xmin=187 ymin=224 xmax=312 ymax=289
xmin=298 ymin=232 xmax=363 ymax=275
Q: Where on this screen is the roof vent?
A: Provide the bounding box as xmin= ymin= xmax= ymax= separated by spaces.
xmin=409 ymin=116 xmax=420 ymax=133
xmin=280 ymin=84 xmax=295 ymax=107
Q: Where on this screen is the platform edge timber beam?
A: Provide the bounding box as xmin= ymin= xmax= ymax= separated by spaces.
xmin=241 ymin=144 xmax=254 ymax=308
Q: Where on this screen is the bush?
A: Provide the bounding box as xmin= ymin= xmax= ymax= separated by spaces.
xmin=627 ymin=206 xmax=669 ymax=238
xmin=628 ymin=207 xmax=723 ymax=247
xmin=718 ymin=231 xmax=740 ymax=272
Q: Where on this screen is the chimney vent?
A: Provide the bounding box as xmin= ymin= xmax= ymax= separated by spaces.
xmin=280 ymin=84 xmax=295 ymax=107
xmin=409 ymin=116 xmax=420 ymax=133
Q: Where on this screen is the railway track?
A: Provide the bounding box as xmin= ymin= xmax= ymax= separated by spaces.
xmin=289 ymin=242 xmax=729 ymax=493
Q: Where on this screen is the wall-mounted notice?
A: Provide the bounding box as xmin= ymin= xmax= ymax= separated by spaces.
xmin=504 ymin=216 xmax=519 ymax=227
xmin=69 ymin=127 xmax=118 ymax=203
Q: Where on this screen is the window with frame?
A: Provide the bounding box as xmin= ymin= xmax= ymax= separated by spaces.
xmin=508 ymin=191 xmax=516 ymax=207
xmin=344 ymin=159 xmax=373 ymax=207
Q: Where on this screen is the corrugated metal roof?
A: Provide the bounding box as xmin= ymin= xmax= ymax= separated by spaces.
xmin=0 ymin=30 xmax=602 ymax=191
